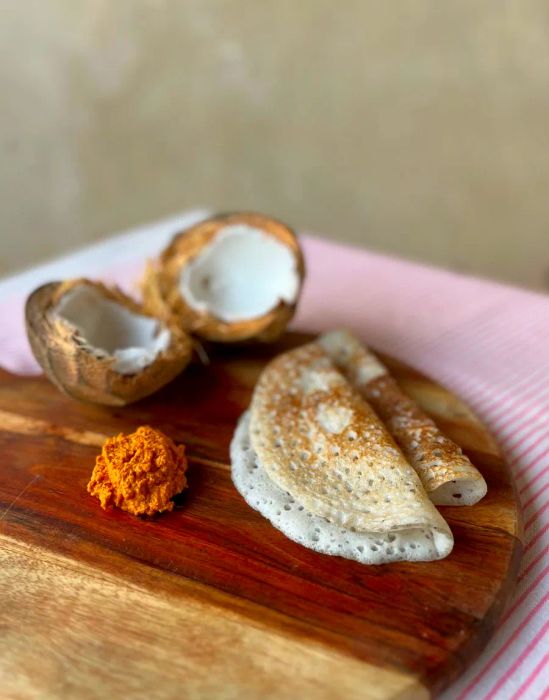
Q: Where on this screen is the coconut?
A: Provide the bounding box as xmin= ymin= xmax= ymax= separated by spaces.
xmin=25 ymin=279 xmax=192 ymax=406
xmin=142 ymin=212 xmax=305 ymax=343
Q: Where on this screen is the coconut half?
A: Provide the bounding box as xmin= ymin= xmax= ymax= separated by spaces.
xmin=25 ymin=279 xmax=192 ymax=406
xmin=142 ymin=212 xmax=305 ymax=342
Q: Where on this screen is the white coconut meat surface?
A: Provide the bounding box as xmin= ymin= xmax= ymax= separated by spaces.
xmin=231 ymin=413 xmax=452 ymax=565
xmin=179 ymin=225 xmax=300 ymax=322
xmin=54 ymin=285 xmax=171 ymax=375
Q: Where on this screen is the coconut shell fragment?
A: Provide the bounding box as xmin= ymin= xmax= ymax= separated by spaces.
xmin=25 ymin=279 xmax=192 ymax=406
xmin=142 ymin=212 xmax=305 ymax=343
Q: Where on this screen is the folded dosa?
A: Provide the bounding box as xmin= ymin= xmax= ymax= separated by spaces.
xmin=319 ymin=330 xmax=487 ymax=506
xmin=240 ymin=343 xmax=453 ymax=563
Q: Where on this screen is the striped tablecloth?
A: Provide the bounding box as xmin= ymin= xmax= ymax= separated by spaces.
xmin=1 ymin=210 xmax=547 ymax=699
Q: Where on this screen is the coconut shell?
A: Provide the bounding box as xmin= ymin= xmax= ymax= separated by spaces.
xmin=25 ymin=279 xmax=192 ymax=406
xmin=142 ymin=212 xmax=305 ymax=343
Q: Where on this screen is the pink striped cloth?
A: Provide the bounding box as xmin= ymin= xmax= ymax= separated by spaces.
xmin=1 ymin=212 xmax=547 ymax=699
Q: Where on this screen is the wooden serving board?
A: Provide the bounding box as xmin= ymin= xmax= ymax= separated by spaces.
xmin=0 ymin=333 xmax=521 ymax=700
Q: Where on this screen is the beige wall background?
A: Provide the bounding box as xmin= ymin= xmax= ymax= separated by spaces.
xmin=1 ymin=1 xmax=548 ymax=290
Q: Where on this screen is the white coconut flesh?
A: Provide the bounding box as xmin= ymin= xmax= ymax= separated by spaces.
xmin=53 ymin=285 xmax=171 ymax=375
xmin=179 ymin=225 xmax=300 ymax=322
xmin=231 ymin=412 xmax=453 ymax=565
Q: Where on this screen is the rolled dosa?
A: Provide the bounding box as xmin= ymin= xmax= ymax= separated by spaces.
xmin=236 ymin=343 xmax=453 ymax=563
xmin=319 ymin=330 xmax=487 ymax=506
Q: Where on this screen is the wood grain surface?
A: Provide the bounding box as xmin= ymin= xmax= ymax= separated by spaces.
xmin=0 ymin=333 xmax=522 ymax=700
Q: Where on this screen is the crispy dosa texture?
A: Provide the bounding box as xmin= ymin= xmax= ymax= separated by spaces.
xmin=247 ymin=343 xmax=453 ymax=560
xmin=233 ymin=412 xmax=453 ymax=563
xmin=319 ymin=330 xmax=487 ymax=506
